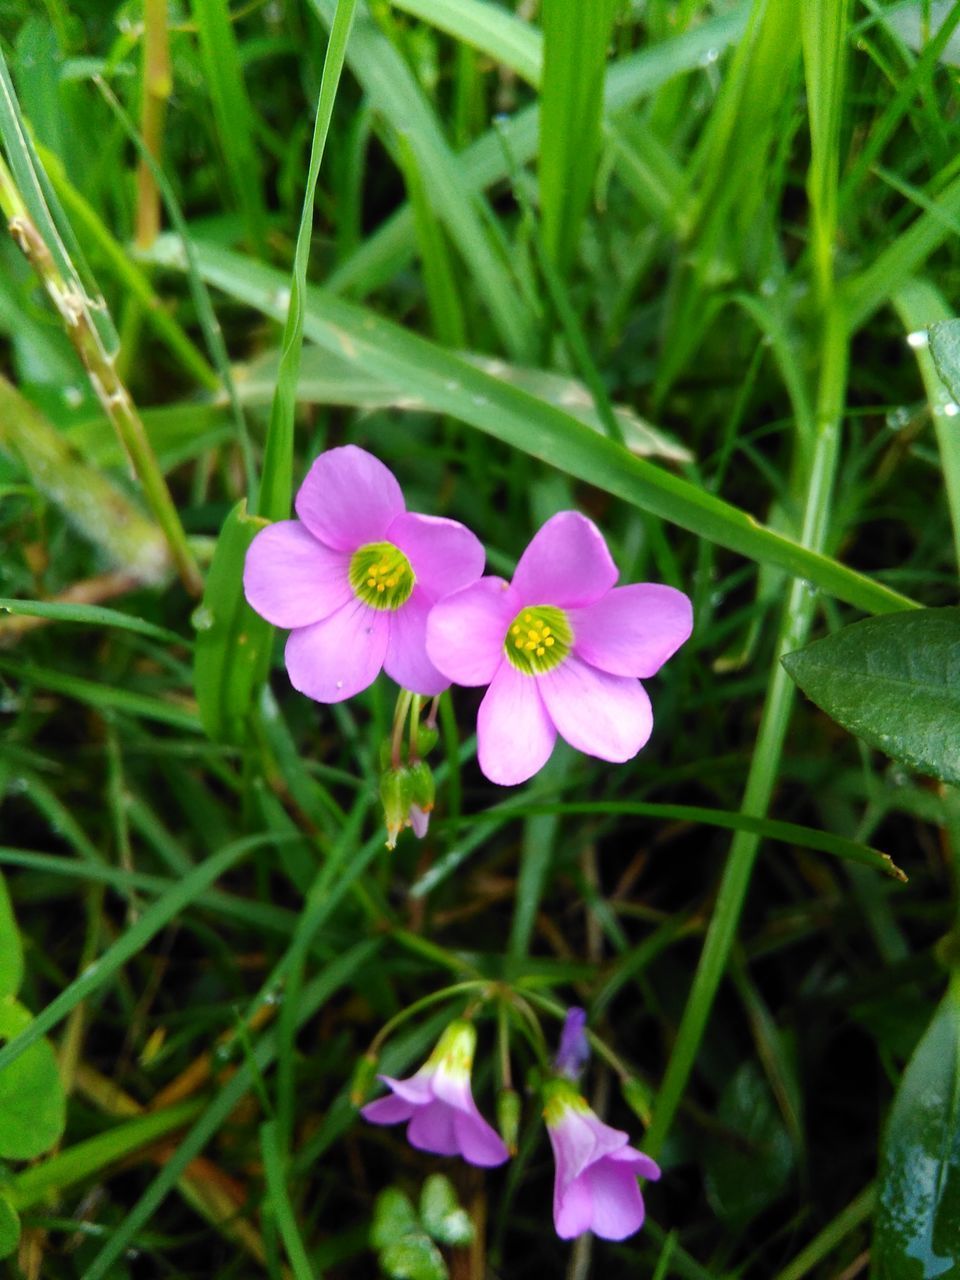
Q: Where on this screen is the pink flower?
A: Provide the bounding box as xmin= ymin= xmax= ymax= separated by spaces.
xmin=543 ymin=1080 xmax=660 ymax=1241
xmin=243 ymin=447 xmax=484 ymax=702
xmin=425 ymin=511 xmax=692 ymax=784
xmin=361 ymin=1020 xmax=509 ymax=1168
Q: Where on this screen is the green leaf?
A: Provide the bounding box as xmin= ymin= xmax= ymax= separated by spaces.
xmin=703 ymin=1060 xmax=796 ymax=1226
xmin=0 ymin=874 xmax=22 ymax=999
xmin=380 ymin=1234 xmax=448 ymax=1280
xmin=929 ymin=316 xmax=960 ymax=404
xmin=419 ymin=1174 xmax=474 ymax=1247
xmin=0 ymin=997 xmax=66 ymax=1161
xmin=192 ymin=500 xmax=271 ymax=744
xmin=782 ymin=608 xmax=960 ymax=785
xmin=0 ymin=1194 xmax=19 ymax=1259
xmin=371 ymin=1187 xmax=419 ymax=1250
xmin=872 ymin=981 xmax=960 ymax=1279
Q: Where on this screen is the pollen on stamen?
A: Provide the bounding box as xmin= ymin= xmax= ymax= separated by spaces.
xmin=504 ymin=604 xmax=572 ymax=675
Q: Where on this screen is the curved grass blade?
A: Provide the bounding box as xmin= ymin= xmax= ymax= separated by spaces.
xmin=150 ymin=238 xmax=916 ymax=617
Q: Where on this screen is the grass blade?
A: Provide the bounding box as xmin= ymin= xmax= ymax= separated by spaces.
xmin=149 ymin=237 xmax=916 ymax=616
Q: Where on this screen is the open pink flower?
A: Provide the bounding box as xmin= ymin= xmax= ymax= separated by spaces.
xmin=543 ymin=1080 xmax=660 ymax=1241
xmin=425 ymin=511 xmax=692 ymax=784
xmin=361 ymin=1020 xmax=509 ymax=1168
xmin=244 ymin=446 xmax=484 ymax=702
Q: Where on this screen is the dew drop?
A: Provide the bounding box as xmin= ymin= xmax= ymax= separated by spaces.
xmin=191 ymin=605 xmax=215 ymax=632
xmin=906 ymin=329 xmax=928 ymax=349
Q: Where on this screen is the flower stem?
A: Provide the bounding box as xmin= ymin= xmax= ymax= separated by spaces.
xmin=367 ymin=981 xmax=490 ymax=1055
xmin=390 ymin=688 xmax=414 ymax=767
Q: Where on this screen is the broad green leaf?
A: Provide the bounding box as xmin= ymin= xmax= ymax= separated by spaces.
xmin=872 ymin=981 xmax=960 ymax=1279
xmin=380 ymin=1234 xmax=448 ymax=1280
xmin=782 ymin=609 xmax=960 ymax=785
xmin=894 ymin=285 xmax=960 ymax=575
xmin=192 ymin=500 xmax=271 ymax=745
xmin=0 ymin=874 xmax=22 ymax=998
xmin=0 ymin=997 xmax=66 ymax=1160
xmin=419 ymin=1174 xmax=474 ymax=1247
xmin=0 ymin=1195 xmax=19 ymax=1259
xmin=371 ymin=1187 xmax=419 ymax=1250
xmin=703 ymin=1060 xmax=796 ymax=1226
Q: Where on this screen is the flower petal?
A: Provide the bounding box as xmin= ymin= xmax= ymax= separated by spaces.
xmin=407 ymin=1100 xmax=460 ymax=1157
xmin=453 ymin=1108 xmax=510 ymax=1167
xmin=547 ymin=1106 xmax=628 ymax=1188
xmin=360 ymin=1093 xmax=417 ymax=1125
xmin=511 ymin=512 xmax=618 ymax=608
xmin=569 ymin=584 xmax=693 ymax=678
xmin=383 ymin=588 xmax=450 ymax=696
xmin=610 ymin=1146 xmax=661 ymax=1181
xmin=583 ymin=1157 xmax=646 ymax=1240
xmin=294 ymin=445 xmax=405 ymax=551
xmin=376 ymin=1071 xmax=434 ymax=1106
xmin=539 ymin=658 xmax=653 ymax=762
xmin=243 ymin=521 xmax=353 ymax=628
xmin=284 ymin=600 xmax=388 ymax=703
xmin=553 ymin=1171 xmax=593 ymax=1240
xmin=387 ymin=511 xmax=485 ymax=600
xmin=477 ymin=663 xmax=556 ymax=786
xmin=426 ymin=578 xmax=518 ymax=687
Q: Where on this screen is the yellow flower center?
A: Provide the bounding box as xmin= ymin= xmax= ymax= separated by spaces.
xmin=504 ymin=605 xmax=571 ymax=675
xmin=349 ymin=541 xmax=415 ymax=611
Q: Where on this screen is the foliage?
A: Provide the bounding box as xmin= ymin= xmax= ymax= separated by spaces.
xmin=0 ymin=0 xmax=958 ymax=1276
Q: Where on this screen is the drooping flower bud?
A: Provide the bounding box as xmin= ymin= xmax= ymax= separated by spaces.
xmin=496 ymin=1086 xmax=521 ymax=1155
xmin=380 ymin=764 xmax=414 ymax=850
xmin=350 ymin=1051 xmax=380 ymax=1107
xmin=407 ymin=760 xmax=435 ymax=840
xmin=554 ymin=1006 xmax=589 ymax=1080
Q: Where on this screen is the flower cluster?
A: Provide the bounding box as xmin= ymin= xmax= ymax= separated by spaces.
xmin=361 ymin=1010 xmax=660 ymax=1243
xmin=244 ymin=447 xmax=692 ymax=788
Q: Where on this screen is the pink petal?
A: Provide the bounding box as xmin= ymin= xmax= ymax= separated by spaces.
xmin=383 ymin=588 xmax=450 ymax=696
xmin=511 ymin=512 xmax=618 ymax=608
xmin=361 ymin=1094 xmax=417 ymax=1125
xmin=477 ymin=663 xmax=557 ymax=786
xmin=453 ymin=1109 xmax=510 ymax=1167
xmin=409 ymin=805 xmax=430 ymax=839
xmin=539 ymin=658 xmax=653 ymax=762
xmin=610 ymin=1146 xmax=661 ymax=1181
xmin=553 ymin=1171 xmax=593 ymax=1240
xmin=387 ymin=511 xmax=485 ymax=600
xmin=243 ymin=521 xmax=353 ymax=628
xmin=426 ymin=578 xmax=518 ymax=687
xmin=376 ymin=1071 xmax=434 ymax=1106
xmin=583 ymin=1157 xmax=646 ymax=1240
xmin=284 ymin=600 xmax=388 ymax=703
xmin=548 ymin=1107 xmax=628 ymax=1188
xmin=294 ymin=445 xmax=405 ymax=551
xmin=407 ymin=1100 xmax=460 ymax=1156
xmin=569 ymin=584 xmax=693 ymax=678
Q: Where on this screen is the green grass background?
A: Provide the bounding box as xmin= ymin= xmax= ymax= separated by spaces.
xmin=0 ymin=0 xmax=958 ymax=1276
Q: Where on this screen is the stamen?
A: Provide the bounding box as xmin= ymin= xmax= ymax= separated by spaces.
xmin=504 ymin=604 xmax=572 ymax=675
xmin=349 ymin=541 xmax=416 ymax=611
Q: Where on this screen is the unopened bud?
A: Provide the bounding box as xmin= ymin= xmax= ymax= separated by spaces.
xmin=407 ymin=760 xmax=435 ymax=815
xmin=415 ymin=723 xmax=440 ymax=757
xmin=379 ymin=764 xmax=414 ymax=850
xmin=350 ymin=1051 xmax=379 ymax=1107
xmin=496 ymin=1087 xmax=521 ymax=1154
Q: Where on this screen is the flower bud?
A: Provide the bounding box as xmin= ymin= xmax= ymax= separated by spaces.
xmin=350 ymin=1051 xmax=380 ymax=1107
xmin=415 ymin=723 xmax=440 ymax=757
xmin=496 ymin=1086 xmax=521 ymax=1155
xmin=379 ymin=764 xmax=414 ymax=850
xmin=406 ymin=760 xmax=435 ymax=840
